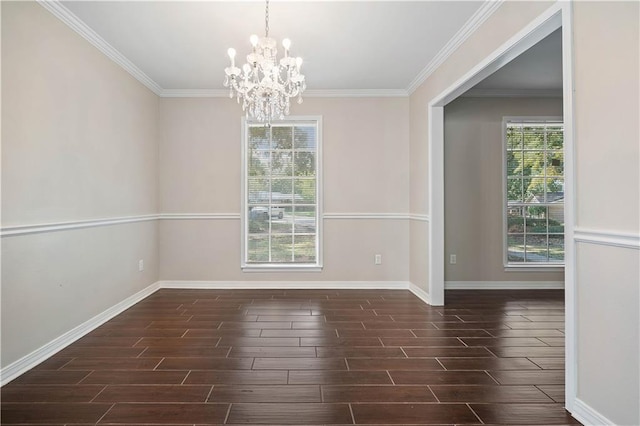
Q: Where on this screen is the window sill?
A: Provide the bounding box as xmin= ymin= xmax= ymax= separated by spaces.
xmin=504 ymin=264 xmax=564 ymax=272
xmin=242 ymin=264 xmax=323 ymax=273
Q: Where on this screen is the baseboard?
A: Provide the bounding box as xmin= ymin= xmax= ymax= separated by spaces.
xmin=158 ymin=280 xmax=411 ymax=290
xmin=0 ymin=282 xmax=160 ymax=386
xmin=445 ymin=280 xmax=564 ymax=290
xmin=571 ymin=398 xmax=616 ymax=426
xmin=408 ymin=282 xmax=431 ymax=305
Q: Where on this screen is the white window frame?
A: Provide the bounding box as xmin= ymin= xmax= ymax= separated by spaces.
xmin=502 ymin=116 xmax=565 ymax=271
xmin=241 ymin=116 xmax=323 ymax=272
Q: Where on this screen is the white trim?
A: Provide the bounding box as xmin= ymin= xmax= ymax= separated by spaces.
xmin=574 ymin=228 xmax=640 ymax=250
xmin=571 ymin=398 xmax=616 ymax=426
xmin=159 ymin=213 xmax=240 ymax=220
xmin=461 ymin=88 xmax=563 ymax=98
xmin=409 ymin=214 xmax=430 ymax=222
xmin=0 ymin=282 xmax=160 ymax=386
xmin=160 ymin=89 xmax=228 ymax=98
xmin=408 ymin=282 xmax=431 ymax=305
xmin=445 ymin=281 xmax=564 ymax=290
xmin=158 ymin=280 xmax=410 ymax=290
xmin=303 ymin=89 xmax=408 ymax=98
xmin=406 ymin=0 xmax=504 ymax=94
xmin=323 ymin=213 xmax=409 ymax=220
xmin=37 ymin=0 xmax=162 ymax=95
xmin=160 ymin=88 xmax=409 ymax=98
xmin=0 ymin=214 xmax=158 ymax=237
xmin=428 ymin=105 xmax=445 ymax=306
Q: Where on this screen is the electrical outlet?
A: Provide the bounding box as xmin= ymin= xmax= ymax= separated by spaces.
xmin=374 ymin=254 xmax=382 ymax=265
xmin=138 ymin=259 xmax=144 ymax=272
xmin=449 ymin=254 xmax=457 ymax=264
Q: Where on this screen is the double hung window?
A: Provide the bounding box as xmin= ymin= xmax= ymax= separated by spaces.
xmin=504 ymin=118 xmax=564 ymax=266
xmin=242 ymin=118 xmax=322 ymax=270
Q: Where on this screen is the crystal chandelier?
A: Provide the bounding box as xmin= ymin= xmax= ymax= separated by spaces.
xmin=224 ymin=0 xmax=306 ymax=125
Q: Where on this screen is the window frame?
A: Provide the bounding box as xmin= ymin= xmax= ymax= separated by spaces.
xmin=502 ymin=116 xmax=565 ymax=271
xmin=240 ymin=116 xmax=323 ymax=272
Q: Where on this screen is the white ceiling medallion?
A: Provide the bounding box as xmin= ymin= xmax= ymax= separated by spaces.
xmin=224 ymin=0 xmax=306 ymax=125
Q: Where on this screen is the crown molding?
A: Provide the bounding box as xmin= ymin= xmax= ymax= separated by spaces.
xmin=461 ymin=88 xmax=563 ymax=98
xmin=160 ymin=88 xmax=409 ymax=98
xmin=160 ymin=89 xmax=229 ymax=98
xmin=37 ymin=0 xmax=163 ymax=95
xmin=406 ymin=0 xmax=504 ymax=94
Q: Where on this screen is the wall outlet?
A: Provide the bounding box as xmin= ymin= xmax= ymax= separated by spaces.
xmin=374 ymin=254 xmax=382 ymax=265
xmin=138 ymin=259 xmax=144 ymax=272
xmin=449 ymin=254 xmax=457 ymax=264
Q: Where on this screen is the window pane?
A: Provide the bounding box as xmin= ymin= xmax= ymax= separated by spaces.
xmin=547 ymin=126 xmax=564 ymax=149
xmin=294 ymin=126 xmax=316 ymax=150
xmin=525 ymin=235 xmax=548 ymax=262
xmin=294 ymin=235 xmax=316 ymax=262
xmin=546 ymin=151 xmax=564 ymax=175
xmin=247 ymin=235 xmax=269 ymax=262
xmin=546 ymin=178 xmax=564 ymax=199
xmin=507 ymin=178 xmax=523 ymax=203
xmin=548 ymin=235 xmax=565 ymax=262
xmin=523 ymin=151 xmax=545 ymax=176
xmin=507 ymin=234 xmax=525 ymax=262
xmin=506 ymin=124 xmax=523 ymax=149
xmin=271 ymin=179 xmax=293 ymax=203
xmin=294 ymin=152 xmax=315 ymax=176
xmin=507 ymin=151 xmax=522 ymax=176
xmin=294 ymin=206 xmax=316 ymax=233
xmin=526 ymin=206 xmax=548 ymax=234
xmin=549 ymin=207 xmax=564 ymax=233
xmin=248 ymin=206 xmax=270 ymax=234
xmin=524 ymin=177 xmax=545 ymax=201
xmin=271 ymin=235 xmax=293 ymax=262
xmin=271 ymin=152 xmax=292 ymax=177
xmin=507 ymin=207 xmax=525 ymax=233
xmin=523 ymin=126 xmax=544 ymax=149
xmin=248 ymin=177 xmax=269 ymax=203
xmin=272 ymin=126 xmax=293 ymax=150
xmin=248 ymin=150 xmax=269 ymax=176
xmin=294 ymin=179 xmax=316 ymax=204
xmin=248 ymin=126 xmax=270 ymax=151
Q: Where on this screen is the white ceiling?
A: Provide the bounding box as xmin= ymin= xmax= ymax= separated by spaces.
xmin=60 ymin=1 xmax=484 ymax=92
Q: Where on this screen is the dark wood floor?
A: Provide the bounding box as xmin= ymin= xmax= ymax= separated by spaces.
xmin=1 ymin=289 xmax=580 ymax=425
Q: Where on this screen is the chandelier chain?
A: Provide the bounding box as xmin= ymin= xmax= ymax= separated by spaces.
xmin=265 ymin=0 xmax=269 ymax=37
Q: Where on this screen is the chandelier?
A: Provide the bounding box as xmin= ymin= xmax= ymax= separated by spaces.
xmin=224 ymin=0 xmax=306 ymax=125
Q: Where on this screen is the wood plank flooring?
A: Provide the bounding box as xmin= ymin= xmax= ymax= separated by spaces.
xmin=1 ymin=289 xmax=581 ymax=425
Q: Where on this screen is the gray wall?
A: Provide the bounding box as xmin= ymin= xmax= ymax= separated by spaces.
xmin=443 ymin=96 xmax=564 ymax=283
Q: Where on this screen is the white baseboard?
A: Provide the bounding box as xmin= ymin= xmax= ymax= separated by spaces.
xmin=0 ymin=282 xmax=160 ymax=386
xmin=158 ymin=280 xmax=411 ymax=290
xmin=445 ymin=280 xmax=564 ymax=290
xmin=571 ymin=398 xmax=616 ymax=426
xmin=408 ymin=282 xmax=432 ymax=305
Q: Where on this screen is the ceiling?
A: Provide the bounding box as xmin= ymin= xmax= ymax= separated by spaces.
xmin=471 ymin=28 xmax=563 ymax=93
xmin=59 ymin=1 xmax=485 ymax=93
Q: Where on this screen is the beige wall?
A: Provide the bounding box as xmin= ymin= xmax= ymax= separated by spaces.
xmin=158 ymin=97 xmax=410 ymax=282
xmin=444 ymin=96 xmax=564 ymax=282
xmin=1 ymin=2 xmax=159 ymax=367
xmin=572 ymin=2 xmax=639 ymax=424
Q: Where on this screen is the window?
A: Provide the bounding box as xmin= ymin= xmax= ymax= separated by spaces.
xmin=504 ymin=117 xmax=564 ymax=266
xmin=242 ymin=117 xmax=322 ymax=270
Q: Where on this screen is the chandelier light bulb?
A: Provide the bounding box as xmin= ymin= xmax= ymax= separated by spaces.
xmin=250 ymin=34 xmax=259 ymax=47
xmin=282 ymin=38 xmax=291 ymax=56
xmin=295 ymin=57 xmax=303 ymax=71
xmin=227 ymin=48 xmax=236 ymax=66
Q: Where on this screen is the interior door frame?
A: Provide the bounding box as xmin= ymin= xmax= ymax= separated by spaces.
xmin=426 ymin=1 xmax=576 ymax=414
